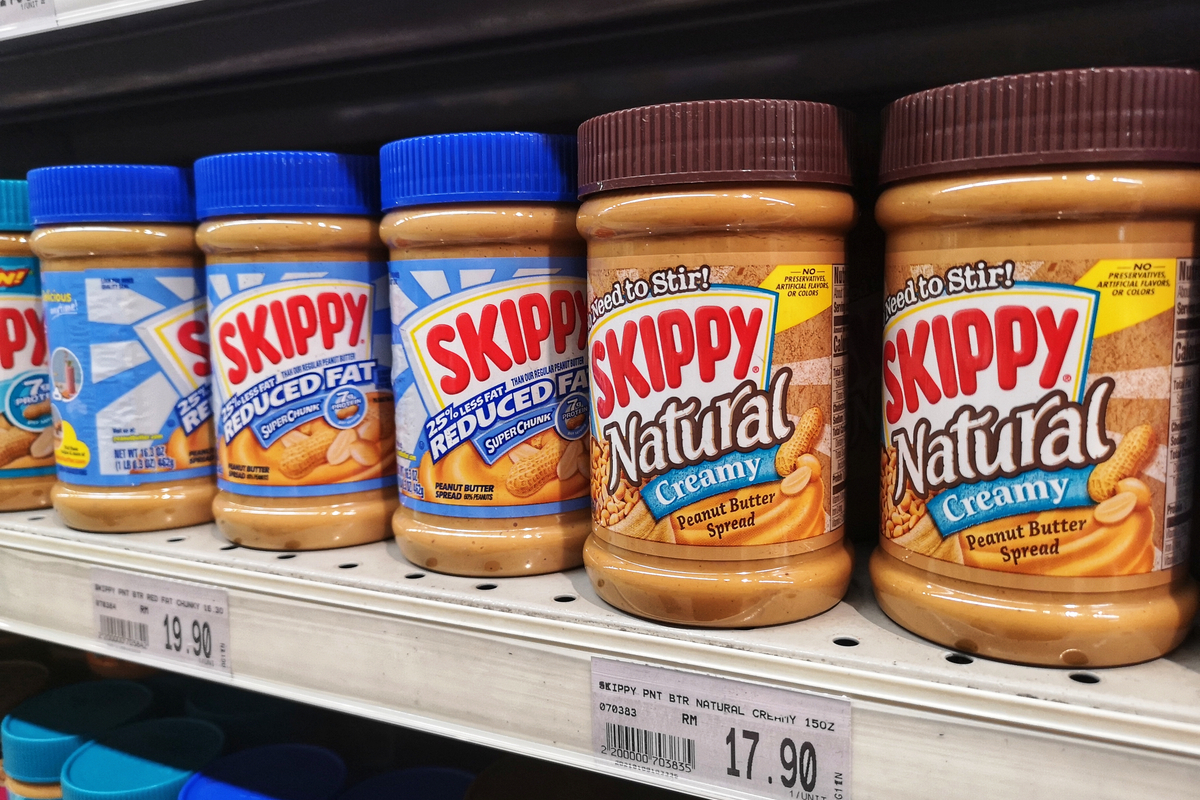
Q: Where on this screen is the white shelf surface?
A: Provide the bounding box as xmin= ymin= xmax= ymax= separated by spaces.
xmin=0 ymin=510 xmax=1198 ymax=799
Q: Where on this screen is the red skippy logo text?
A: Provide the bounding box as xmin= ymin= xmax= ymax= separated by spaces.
xmin=883 ymin=264 xmax=1113 ymax=503
xmin=589 ymin=266 xmax=792 ymax=492
xmin=0 ymin=305 xmax=45 ymax=370
xmin=218 ymin=289 xmax=370 ymax=385
xmin=426 ymin=287 xmax=586 ymax=397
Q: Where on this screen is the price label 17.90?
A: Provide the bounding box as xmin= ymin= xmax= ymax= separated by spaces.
xmin=91 ymin=568 xmax=232 ymax=675
xmin=591 ymin=658 xmax=850 ymax=800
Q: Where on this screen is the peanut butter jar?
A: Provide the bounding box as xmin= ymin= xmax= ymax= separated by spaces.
xmin=0 ymin=180 xmax=53 ymax=511
xmin=28 ymin=165 xmax=216 ymax=532
xmin=577 ymin=100 xmax=857 ymax=627
xmin=381 ymin=133 xmax=590 ymax=576
xmin=873 ymin=67 xmax=1200 ymax=666
xmin=194 ymin=152 xmax=397 ymax=550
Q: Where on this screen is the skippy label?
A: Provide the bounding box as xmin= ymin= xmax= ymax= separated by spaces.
xmin=390 ymin=257 xmax=590 ymax=519
xmin=881 ymin=257 xmax=1198 ymax=576
xmin=207 ymin=262 xmax=395 ymax=498
xmin=589 ymin=256 xmax=846 ymax=551
xmin=0 ymin=256 xmax=53 ymax=478
xmin=40 ymin=266 xmax=215 ymax=486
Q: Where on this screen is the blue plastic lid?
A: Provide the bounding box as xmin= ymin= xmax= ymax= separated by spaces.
xmin=61 ymin=718 xmax=224 ymax=800
xmin=26 ymin=165 xmax=194 ymax=225
xmin=0 ymin=180 xmax=31 ymax=232
xmin=0 ymin=680 xmax=154 ymax=783
xmin=193 ymin=151 xmax=379 ymax=218
xmin=338 ymin=768 xmax=474 ymax=800
xmin=379 ymin=132 xmax=577 ymax=210
xmin=178 ymin=744 xmax=346 ymax=800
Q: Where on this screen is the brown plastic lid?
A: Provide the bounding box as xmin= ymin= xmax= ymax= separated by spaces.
xmin=880 ymin=67 xmax=1200 ymax=184
xmin=577 ymin=99 xmax=854 ymax=197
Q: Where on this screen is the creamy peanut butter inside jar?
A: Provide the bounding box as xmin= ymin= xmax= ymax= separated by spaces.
xmin=194 ymin=152 xmax=397 ymax=550
xmin=577 ymin=100 xmax=857 ymax=626
xmin=380 ymin=132 xmax=590 ymax=576
xmin=873 ymin=67 xmax=1200 ymax=666
xmin=28 ymin=165 xmax=216 ymax=532
xmin=0 ymin=180 xmax=53 ymax=512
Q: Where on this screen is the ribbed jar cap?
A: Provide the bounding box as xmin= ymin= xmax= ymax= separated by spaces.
xmin=577 ymin=99 xmax=854 ymax=197
xmin=338 ymin=768 xmax=475 ymax=800
xmin=61 ymin=718 xmax=224 ymax=800
xmin=27 ymin=165 xmax=195 ymax=225
xmin=0 ymin=180 xmax=31 ymax=232
xmin=0 ymin=680 xmax=154 ymax=783
xmin=178 ymin=744 xmax=346 ymax=800
xmin=380 ymin=132 xmax=577 ymax=210
xmin=880 ymin=66 xmax=1200 ymax=183
xmin=193 ymin=151 xmax=379 ymax=218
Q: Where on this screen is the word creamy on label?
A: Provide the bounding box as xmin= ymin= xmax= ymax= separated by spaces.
xmin=591 ymin=658 xmax=851 ymax=800
xmin=91 ymin=567 xmax=231 ymax=675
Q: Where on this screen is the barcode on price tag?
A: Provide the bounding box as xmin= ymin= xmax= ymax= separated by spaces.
xmin=591 ymin=658 xmax=851 ymax=800
xmin=91 ymin=568 xmax=232 ymax=675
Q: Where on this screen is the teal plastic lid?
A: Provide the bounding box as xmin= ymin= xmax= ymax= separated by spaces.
xmin=0 ymin=680 xmax=154 ymax=783
xmin=0 ymin=180 xmax=31 ymax=232
xmin=61 ymin=718 xmax=224 ymax=800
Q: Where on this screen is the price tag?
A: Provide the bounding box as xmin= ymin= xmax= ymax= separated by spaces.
xmin=0 ymin=0 xmax=56 ymax=36
xmin=91 ymin=568 xmax=232 ymax=675
xmin=591 ymin=658 xmax=850 ymax=800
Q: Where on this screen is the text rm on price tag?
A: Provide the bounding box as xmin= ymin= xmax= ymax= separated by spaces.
xmin=591 ymin=658 xmax=851 ymax=800
xmin=91 ymin=567 xmax=232 ymax=675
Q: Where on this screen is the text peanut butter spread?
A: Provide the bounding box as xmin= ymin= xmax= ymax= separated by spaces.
xmin=577 ymin=100 xmax=857 ymax=627
xmin=194 ymin=151 xmax=397 ymax=551
xmin=872 ymin=67 xmax=1200 ymax=666
xmin=0 ymin=180 xmax=53 ymax=512
xmin=28 ymin=165 xmax=217 ymax=533
xmin=381 ymin=133 xmax=590 ymax=576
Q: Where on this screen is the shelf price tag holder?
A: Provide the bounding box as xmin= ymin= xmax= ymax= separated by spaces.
xmin=91 ymin=567 xmax=232 ymax=675
xmin=591 ymin=658 xmax=851 ymax=800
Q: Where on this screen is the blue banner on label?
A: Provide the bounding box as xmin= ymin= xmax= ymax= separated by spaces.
xmin=642 ymin=448 xmax=782 ymax=519
xmin=41 ymin=266 xmax=215 ymax=487
xmin=928 ymin=466 xmax=1096 ymax=536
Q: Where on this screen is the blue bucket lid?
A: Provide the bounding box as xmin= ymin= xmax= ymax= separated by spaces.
xmin=379 ymin=132 xmax=577 ymax=210
xmin=0 ymin=680 xmax=154 ymax=783
xmin=338 ymin=768 xmax=475 ymax=800
xmin=61 ymin=718 xmax=224 ymax=800
xmin=0 ymin=180 xmax=31 ymax=231
xmin=27 ymin=165 xmax=195 ymax=225
xmin=193 ymin=151 xmax=379 ymax=218
xmin=178 ymin=744 xmax=346 ymax=800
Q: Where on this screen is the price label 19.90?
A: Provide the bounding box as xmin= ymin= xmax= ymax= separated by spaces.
xmin=91 ymin=568 xmax=232 ymax=675
xmin=591 ymin=658 xmax=851 ymax=800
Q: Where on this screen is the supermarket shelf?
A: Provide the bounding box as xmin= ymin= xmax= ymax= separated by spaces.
xmin=0 ymin=511 xmax=1197 ymax=800
xmin=0 ymin=0 xmax=201 ymax=41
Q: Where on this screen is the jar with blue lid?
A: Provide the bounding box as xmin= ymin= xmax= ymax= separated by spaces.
xmin=178 ymin=744 xmax=345 ymax=800
xmin=27 ymin=165 xmax=216 ymax=533
xmin=193 ymin=152 xmax=396 ymax=551
xmin=60 ymin=718 xmax=224 ymax=800
xmin=0 ymin=179 xmax=54 ymax=512
xmin=379 ymin=132 xmax=589 ymax=577
xmin=1 ymin=679 xmax=153 ymax=800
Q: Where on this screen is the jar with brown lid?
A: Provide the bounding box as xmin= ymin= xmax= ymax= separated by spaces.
xmin=194 ymin=152 xmax=397 ymax=550
xmin=873 ymin=67 xmax=1200 ymax=666
xmin=28 ymin=165 xmax=216 ymax=532
xmin=577 ymin=100 xmax=857 ymax=626
xmin=0 ymin=180 xmax=53 ymax=511
xmin=380 ymin=133 xmax=590 ymax=576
